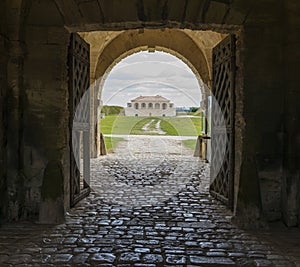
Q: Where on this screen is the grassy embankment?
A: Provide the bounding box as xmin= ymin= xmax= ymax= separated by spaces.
xmin=103 ymin=136 xmax=124 ymax=152
xmin=101 ymin=115 xmax=202 ymax=152
xmin=101 ymin=106 xmax=125 ymax=152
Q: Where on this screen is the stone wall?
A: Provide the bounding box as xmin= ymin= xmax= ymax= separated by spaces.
xmin=0 ymin=0 xmax=8 ymax=223
xmin=1 ymin=0 xmax=71 ymax=223
xmin=234 ymin=1 xmax=285 ymax=227
xmin=235 ymin=0 xmax=299 ymax=227
xmin=282 ymin=0 xmax=300 ymax=227
xmin=22 ymin=1 xmax=70 ymax=223
xmin=5 ymin=0 xmax=28 ymax=221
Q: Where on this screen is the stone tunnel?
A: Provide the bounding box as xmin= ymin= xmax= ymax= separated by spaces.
xmin=0 ymin=0 xmax=299 ymax=266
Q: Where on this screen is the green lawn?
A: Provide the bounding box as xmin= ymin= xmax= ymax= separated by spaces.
xmin=130 ymin=117 xmax=157 ymax=135
xmin=100 ymin=115 xmax=202 ymax=136
xmin=182 ymin=139 xmax=197 ymax=150
xmin=101 ymin=116 xmax=142 ymax=135
xmin=104 ymin=136 xmax=125 ymax=152
xmin=160 ymin=117 xmax=201 ymax=136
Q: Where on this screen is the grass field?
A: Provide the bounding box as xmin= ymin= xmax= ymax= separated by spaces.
xmin=104 ymin=136 xmax=124 ymax=152
xmin=100 ymin=115 xmax=202 ymax=136
xmin=160 ymin=117 xmax=201 ymax=136
xmin=182 ymin=139 xmax=197 ymax=150
xmin=129 ymin=117 xmax=178 ymax=135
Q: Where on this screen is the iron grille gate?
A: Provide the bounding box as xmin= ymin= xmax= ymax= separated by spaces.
xmin=69 ymin=33 xmax=91 ymax=207
xmin=210 ymin=35 xmax=236 ymax=210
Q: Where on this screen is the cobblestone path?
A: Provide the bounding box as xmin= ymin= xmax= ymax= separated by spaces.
xmin=0 ymin=136 xmax=299 ymax=266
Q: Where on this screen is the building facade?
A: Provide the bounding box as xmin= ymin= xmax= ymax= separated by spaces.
xmin=125 ymin=95 xmax=176 ymax=116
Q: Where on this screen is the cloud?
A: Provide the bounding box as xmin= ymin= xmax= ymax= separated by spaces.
xmin=102 ymin=51 xmax=202 ymax=107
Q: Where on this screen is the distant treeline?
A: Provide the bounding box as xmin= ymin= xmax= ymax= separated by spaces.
xmin=176 ymin=107 xmax=200 ymax=112
xmin=101 ymin=105 xmax=125 ymax=115
xmin=176 ymin=107 xmax=202 ymax=116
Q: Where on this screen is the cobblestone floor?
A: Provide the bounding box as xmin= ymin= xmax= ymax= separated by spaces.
xmin=0 ymin=136 xmax=299 ymax=266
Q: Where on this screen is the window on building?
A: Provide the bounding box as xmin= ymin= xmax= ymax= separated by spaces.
xmin=127 ymin=103 xmax=132 ymax=107
xmin=169 ymin=103 xmax=173 ymax=108
xmin=134 ymin=103 xmax=139 ymax=109
xmin=148 ymin=103 xmax=153 ymax=109
xmin=162 ymin=103 xmax=167 ymax=110
xmin=155 ymin=103 xmax=160 ymax=109
xmin=141 ymin=103 xmax=146 ymax=109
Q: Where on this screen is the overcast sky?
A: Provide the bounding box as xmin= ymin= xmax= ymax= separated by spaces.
xmin=101 ymin=51 xmax=202 ymax=107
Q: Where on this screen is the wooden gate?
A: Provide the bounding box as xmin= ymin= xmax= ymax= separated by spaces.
xmin=210 ymin=35 xmax=236 ymax=210
xmin=69 ymin=33 xmax=91 ymax=207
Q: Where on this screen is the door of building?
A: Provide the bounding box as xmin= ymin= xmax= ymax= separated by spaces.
xmin=68 ymin=33 xmax=91 ymax=207
xmin=210 ymin=35 xmax=236 ymax=210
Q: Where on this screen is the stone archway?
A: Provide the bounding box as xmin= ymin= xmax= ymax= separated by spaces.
xmin=86 ymin=29 xmax=240 ymax=211
xmin=95 ymin=44 xmax=207 ymax=103
xmin=79 ymin=29 xmax=227 ymax=158
xmin=81 ymin=28 xmax=226 ymax=91
xmin=3 ymin=0 xmax=298 ymax=228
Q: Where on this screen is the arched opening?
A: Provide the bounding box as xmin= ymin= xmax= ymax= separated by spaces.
xmin=100 ymin=49 xmax=203 ymax=144
xmin=97 ymin=49 xmax=205 ymax=208
xmin=2 ymin=1 xmax=299 ymax=265
xmin=87 ymin=29 xmax=225 ymax=171
xmin=73 ymin=28 xmax=239 ymax=214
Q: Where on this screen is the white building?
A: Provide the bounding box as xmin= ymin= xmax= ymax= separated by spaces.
xmin=125 ymin=95 xmax=176 ymax=117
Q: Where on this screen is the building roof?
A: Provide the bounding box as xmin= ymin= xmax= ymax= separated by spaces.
xmin=131 ymin=95 xmax=170 ymax=102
